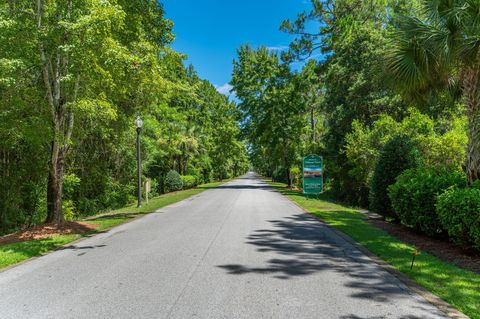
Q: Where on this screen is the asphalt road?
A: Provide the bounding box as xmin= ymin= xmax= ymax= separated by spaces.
xmin=0 ymin=173 xmax=449 ymax=319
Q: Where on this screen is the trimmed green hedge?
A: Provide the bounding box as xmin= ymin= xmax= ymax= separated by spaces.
xmin=437 ymin=187 xmax=480 ymax=249
xmin=388 ymin=167 xmax=465 ymax=236
xmin=181 ymin=175 xmax=198 ymax=189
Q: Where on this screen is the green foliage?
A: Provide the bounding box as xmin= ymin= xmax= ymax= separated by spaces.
xmin=369 ymin=135 xmax=419 ymax=218
xmin=62 ymin=200 xmax=77 ymax=221
xmin=181 ymin=175 xmax=197 ymax=189
xmin=0 ymin=235 xmax=79 ymax=269
xmin=0 ymin=0 xmax=249 ymax=232
xmin=281 ymin=0 xmax=423 ymax=203
xmin=388 ymin=0 xmax=480 ymax=185
xmin=345 ymin=111 xmax=467 ymax=207
xmin=271 ymin=181 xmax=480 ymax=319
xmin=63 ymin=174 xmax=81 ymax=199
xmin=472 ymin=180 xmax=480 ymax=190
xmin=272 ymin=167 xmax=289 ymax=184
xmin=388 ymin=167 xmax=466 ymax=236
xmin=164 ymin=170 xmax=183 ymax=193
xmin=290 ymin=166 xmax=302 ymax=188
xmin=437 ymin=188 xmax=480 ymax=249
xmin=231 ymin=45 xmax=322 ymax=186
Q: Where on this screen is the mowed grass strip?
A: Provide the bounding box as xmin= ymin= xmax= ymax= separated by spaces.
xmin=269 ymin=182 xmax=479 ymax=319
xmin=0 ymin=180 xmax=227 ymax=270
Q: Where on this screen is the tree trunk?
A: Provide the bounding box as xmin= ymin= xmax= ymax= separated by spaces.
xmin=36 ymin=0 xmax=77 ymax=224
xmin=46 ymin=144 xmax=65 ymax=223
xmin=284 ymin=147 xmax=292 ymax=187
xmin=286 ymin=168 xmax=292 ymax=187
xmin=466 ymin=121 xmax=480 ymax=184
xmin=310 ymin=107 xmax=316 ymax=143
xmin=462 ymin=67 xmax=480 ymax=185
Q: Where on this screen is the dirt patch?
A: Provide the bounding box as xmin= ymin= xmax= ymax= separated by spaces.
xmin=0 ymin=221 xmax=98 ymax=245
xmin=369 ymin=218 xmax=480 ymax=274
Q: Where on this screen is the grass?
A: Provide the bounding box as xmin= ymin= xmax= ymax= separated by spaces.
xmin=269 ymin=182 xmax=480 ymax=319
xmin=0 ymin=235 xmax=78 ymax=269
xmin=0 ymin=180 xmax=228 ymax=270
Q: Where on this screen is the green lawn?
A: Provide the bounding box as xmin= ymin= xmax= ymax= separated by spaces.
xmin=0 ymin=180 xmax=227 ymax=270
xmin=269 ymin=182 xmax=479 ymax=319
xmin=0 ymin=235 xmax=78 ymax=269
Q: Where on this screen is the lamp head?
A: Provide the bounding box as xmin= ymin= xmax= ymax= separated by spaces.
xmin=136 ymin=116 xmax=143 ymax=129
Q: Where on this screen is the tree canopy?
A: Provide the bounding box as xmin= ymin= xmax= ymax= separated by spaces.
xmin=0 ymin=0 xmax=248 ymax=234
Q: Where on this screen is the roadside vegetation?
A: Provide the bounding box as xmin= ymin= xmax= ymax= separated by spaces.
xmin=0 ymin=1 xmax=249 ymax=235
xmin=0 ymin=180 xmax=226 ymax=270
xmin=232 ymin=0 xmax=480 ymax=256
xmin=1 ymin=1 xmax=479 ymax=315
xmin=270 ymin=182 xmax=479 ymax=319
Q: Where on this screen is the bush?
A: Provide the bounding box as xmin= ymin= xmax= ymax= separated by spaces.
xmin=181 ymin=175 xmax=197 ymax=189
xmin=436 ymin=187 xmax=480 ymax=249
xmin=62 ymin=200 xmax=77 ymax=221
xmin=290 ymin=166 xmax=302 ymax=188
xmin=164 ymin=170 xmax=183 ymax=193
xmin=369 ymin=135 xmax=419 ymax=218
xmin=272 ymin=166 xmax=288 ymax=184
xmin=472 ymin=180 xmax=480 ymax=190
xmin=63 ymin=173 xmax=81 ymax=199
xmin=388 ymin=167 xmax=465 ymax=236
xmin=344 ymin=111 xmax=467 ymax=206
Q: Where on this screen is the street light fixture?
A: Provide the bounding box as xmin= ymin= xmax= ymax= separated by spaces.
xmin=136 ymin=116 xmax=143 ymax=208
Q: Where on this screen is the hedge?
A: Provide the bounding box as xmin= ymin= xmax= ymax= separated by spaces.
xmin=436 ymin=187 xmax=480 ymax=249
xmin=388 ymin=167 xmax=465 ymax=236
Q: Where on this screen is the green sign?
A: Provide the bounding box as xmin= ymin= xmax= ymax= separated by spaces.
xmin=303 ymin=155 xmax=324 ymax=195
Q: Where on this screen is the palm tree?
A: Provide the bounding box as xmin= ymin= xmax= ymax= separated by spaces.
xmin=388 ymin=0 xmax=480 ymax=184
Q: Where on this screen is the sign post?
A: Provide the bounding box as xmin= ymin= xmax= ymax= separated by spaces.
xmin=144 ymin=179 xmax=151 ymax=204
xmin=303 ymin=155 xmax=324 ymax=196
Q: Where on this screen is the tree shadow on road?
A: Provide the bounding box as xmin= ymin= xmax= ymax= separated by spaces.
xmin=216 ymin=213 xmax=443 ymax=315
xmin=340 ymin=315 xmax=428 ymax=319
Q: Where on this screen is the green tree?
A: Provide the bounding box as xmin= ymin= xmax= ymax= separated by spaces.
xmin=281 ymin=0 xmax=414 ymax=202
xmin=369 ymin=135 xmax=419 ymax=218
xmin=231 ymin=45 xmax=306 ymax=186
xmin=0 ymin=1 xmax=249 ymax=233
xmin=388 ymin=0 xmax=480 ymax=184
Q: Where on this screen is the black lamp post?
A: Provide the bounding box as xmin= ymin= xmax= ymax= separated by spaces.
xmin=136 ymin=116 xmax=143 ymax=208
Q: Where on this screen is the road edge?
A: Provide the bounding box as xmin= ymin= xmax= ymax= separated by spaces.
xmin=0 ymin=179 xmax=232 ymax=274
xmin=271 ymin=184 xmax=470 ymax=319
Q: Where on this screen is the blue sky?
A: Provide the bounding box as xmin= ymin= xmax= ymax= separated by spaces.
xmin=162 ymin=0 xmax=311 ymax=95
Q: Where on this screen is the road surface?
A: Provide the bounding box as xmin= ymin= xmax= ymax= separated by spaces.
xmin=0 ymin=173 xmax=449 ymax=319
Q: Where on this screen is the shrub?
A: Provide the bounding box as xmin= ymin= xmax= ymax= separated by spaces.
xmin=471 ymin=180 xmax=480 ymax=190
xmin=290 ymin=166 xmax=302 ymax=188
xmin=436 ymin=187 xmax=480 ymax=249
xmin=63 ymin=173 xmax=81 ymax=199
xmin=344 ymin=111 xmax=467 ymax=206
xmin=62 ymin=173 xmax=81 ymax=220
xmin=369 ymin=135 xmax=419 ymax=218
xmin=272 ymin=166 xmax=288 ymax=184
xmin=181 ymin=175 xmax=197 ymax=189
xmin=164 ymin=170 xmax=183 ymax=193
xmin=388 ymin=167 xmax=465 ymax=236
xmin=62 ymin=200 xmax=77 ymax=221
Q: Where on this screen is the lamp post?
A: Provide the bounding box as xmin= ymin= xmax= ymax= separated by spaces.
xmin=136 ymin=116 xmax=143 ymax=208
